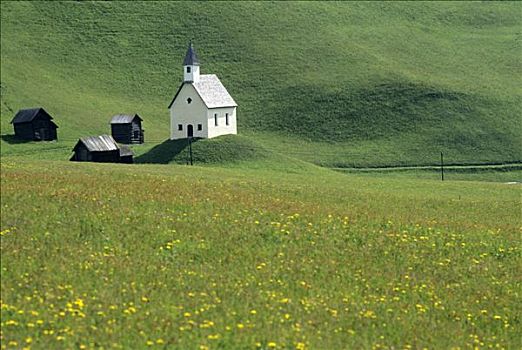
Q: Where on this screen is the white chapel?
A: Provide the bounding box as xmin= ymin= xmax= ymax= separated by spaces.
xmin=168 ymin=42 xmax=238 ymax=140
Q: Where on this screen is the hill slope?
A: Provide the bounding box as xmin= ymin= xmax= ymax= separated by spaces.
xmin=1 ymin=1 xmax=521 ymax=167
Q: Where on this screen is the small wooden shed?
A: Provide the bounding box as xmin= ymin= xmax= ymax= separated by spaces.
xmin=110 ymin=114 xmax=144 ymax=144
xmin=119 ymin=145 xmax=134 ymax=164
xmin=70 ymin=135 xmax=133 ymax=163
xmin=10 ymin=108 xmax=58 ymax=141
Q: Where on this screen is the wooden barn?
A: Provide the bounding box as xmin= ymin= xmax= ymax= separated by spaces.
xmin=10 ymin=108 xmax=58 ymax=141
xmin=110 ymin=114 xmax=144 ymax=144
xmin=70 ymin=135 xmax=134 ymax=163
xmin=119 ymin=145 xmax=134 ymax=164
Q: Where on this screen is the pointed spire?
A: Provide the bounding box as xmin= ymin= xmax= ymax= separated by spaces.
xmin=183 ymin=41 xmax=199 ymax=66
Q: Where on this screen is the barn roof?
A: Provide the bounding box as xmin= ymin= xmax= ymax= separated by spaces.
xmin=119 ymin=145 xmax=134 ymax=157
xmin=11 ymin=108 xmax=53 ymax=124
xmin=183 ymin=42 xmax=199 ymax=66
xmin=77 ymin=135 xmax=119 ymax=152
xmin=110 ymin=114 xmax=142 ymax=124
xmin=168 ymin=75 xmax=237 ymax=109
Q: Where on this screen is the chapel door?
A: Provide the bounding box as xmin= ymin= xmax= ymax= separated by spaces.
xmin=187 ymin=124 xmax=193 ymax=138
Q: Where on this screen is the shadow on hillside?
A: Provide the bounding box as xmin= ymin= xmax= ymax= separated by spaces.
xmin=1 ymin=134 xmax=32 ymax=144
xmin=135 ymin=138 xmax=199 ymax=164
xmin=249 ymin=81 xmax=471 ymax=143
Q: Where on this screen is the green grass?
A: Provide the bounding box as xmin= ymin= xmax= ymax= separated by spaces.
xmin=335 ymin=164 xmax=522 ymax=182
xmin=1 ymin=1 xmax=521 ymax=167
xmin=1 ymin=158 xmax=521 ymax=349
xmin=134 ymin=135 xmax=270 ymax=165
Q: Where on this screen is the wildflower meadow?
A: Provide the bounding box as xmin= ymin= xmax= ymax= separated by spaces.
xmin=1 ymin=159 xmax=520 ymax=349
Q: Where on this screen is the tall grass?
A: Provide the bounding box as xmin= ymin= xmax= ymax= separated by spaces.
xmin=1 ymin=159 xmax=521 ymax=349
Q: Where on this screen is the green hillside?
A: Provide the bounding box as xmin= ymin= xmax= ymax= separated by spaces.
xmin=1 ymin=1 xmax=521 ymax=167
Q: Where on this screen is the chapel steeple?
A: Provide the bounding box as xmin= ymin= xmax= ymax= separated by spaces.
xmin=183 ymin=41 xmax=200 ymax=83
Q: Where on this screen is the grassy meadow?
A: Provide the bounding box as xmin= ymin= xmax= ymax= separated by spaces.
xmin=1 ymin=159 xmax=521 ymax=349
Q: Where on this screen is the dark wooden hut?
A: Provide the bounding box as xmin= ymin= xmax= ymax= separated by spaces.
xmin=10 ymin=108 xmax=58 ymax=141
xmin=110 ymin=114 xmax=144 ymax=144
xmin=70 ymin=135 xmax=133 ymax=163
xmin=119 ymin=145 xmax=134 ymax=164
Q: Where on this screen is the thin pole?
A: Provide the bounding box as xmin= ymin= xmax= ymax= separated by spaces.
xmin=186 ymin=138 xmax=190 ymax=165
xmin=189 ymin=137 xmax=193 ymax=166
xmin=440 ymin=152 xmax=444 ymax=181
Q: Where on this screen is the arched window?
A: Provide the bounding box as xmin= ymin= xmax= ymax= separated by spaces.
xmin=186 ymin=66 xmax=191 ymax=73
xmin=225 ymin=113 xmax=229 ymax=126
xmin=214 ymin=113 xmax=218 ymax=126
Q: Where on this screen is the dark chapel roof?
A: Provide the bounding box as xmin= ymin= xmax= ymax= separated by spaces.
xmin=183 ymin=42 xmax=199 ymax=66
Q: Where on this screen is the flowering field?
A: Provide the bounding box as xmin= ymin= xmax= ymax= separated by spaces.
xmin=1 ymin=159 xmax=520 ymax=349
